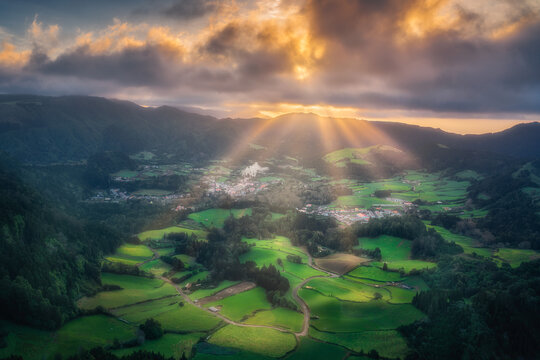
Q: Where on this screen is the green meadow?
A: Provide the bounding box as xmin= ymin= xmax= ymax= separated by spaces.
xmin=306 ymin=277 xmax=391 ymax=302
xmin=112 ymin=333 xmax=203 ymax=359
xmin=243 ymin=307 xmax=303 ymax=332
xmin=0 ymin=316 xmax=135 ymax=360
xmin=206 ymin=287 xmax=271 ymax=321
xmin=347 ymin=265 xmax=403 ymax=282
xmin=299 ymin=288 xmax=424 ymax=332
xmin=78 ymin=273 xmax=177 ymax=309
xmin=309 ymin=328 xmax=408 ymax=359
xmin=138 ymin=225 xmax=207 ymax=241
xmin=426 ymin=223 xmax=493 ymax=257
xmin=189 ymin=280 xmax=239 ymax=300
xmin=112 ymin=297 xmax=221 ymax=332
xmin=188 ymin=208 xmax=252 ymax=228
xmin=287 ymin=337 xmax=347 ymax=360
xmin=356 ymin=235 xmax=436 ymax=273
xmin=208 ymin=325 xmax=296 ymax=358
xmin=105 ymin=243 xmax=154 ymax=266
xmin=493 ymin=248 xmax=540 ymax=267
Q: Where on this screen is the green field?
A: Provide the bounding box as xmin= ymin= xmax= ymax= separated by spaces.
xmin=113 ymin=333 xmax=203 ymax=358
xmin=188 ymin=208 xmax=253 ymax=228
xmin=287 ymin=337 xmax=347 ymax=360
xmin=112 ymin=169 xmax=138 ymax=178
xmin=371 ymin=260 xmax=437 ymax=272
xmin=240 ymin=236 xmax=326 ymax=280
xmin=356 ymin=235 xmax=436 ymax=272
xmin=323 ymin=146 xmax=401 ymax=168
xmin=139 ymin=258 xmax=172 ymax=276
xmin=78 ymin=273 xmax=177 ymax=309
xmin=189 ymin=280 xmax=240 ymax=300
xmin=209 ymin=325 xmax=296 ymax=358
xmin=112 ymin=297 xmax=221 ymax=332
xmin=426 ymin=223 xmax=493 ymax=257
xmin=0 ymin=316 xmax=135 ymax=359
xmin=105 ymin=243 xmax=154 ymax=265
xmin=347 ymin=265 xmax=402 ymax=282
xmin=300 ymin=288 xmax=425 ymax=332
xmin=493 ymin=248 xmax=540 ymax=267
xmin=206 ymin=287 xmax=271 ymax=321
xmin=138 ymin=226 xmax=207 ymax=241
xmin=306 ymin=277 xmax=391 ymax=302
xmin=357 ymin=235 xmax=411 ymax=261
xmin=243 ymin=307 xmax=303 ymax=332
xmin=309 ymin=328 xmax=408 ymax=359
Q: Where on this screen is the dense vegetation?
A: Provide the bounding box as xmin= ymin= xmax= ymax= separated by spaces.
xmin=402 ymin=257 xmax=540 ymax=359
xmin=0 ymin=157 xmax=122 ymax=329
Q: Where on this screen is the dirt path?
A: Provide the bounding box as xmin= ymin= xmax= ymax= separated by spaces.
xmin=292 ymin=249 xmax=339 ymax=337
xmin=197 ymin=281 xmax=256 ymax=305
xmin=136 ymin=244 xmax=340 ymax=338
xmin=138 ymin=246 xmax=294 ymax=334
xmin=136 ymin=247 xmax=160 ymax=266
xmin=160 ymin=275 xmax=292 ymax=333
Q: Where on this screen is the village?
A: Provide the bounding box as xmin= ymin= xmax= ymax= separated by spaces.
xmin=297 ymin=203 xmax=404 ymax=225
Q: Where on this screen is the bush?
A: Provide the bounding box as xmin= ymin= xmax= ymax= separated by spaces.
xmin=139 ymin=319 xmax=163 ymax=340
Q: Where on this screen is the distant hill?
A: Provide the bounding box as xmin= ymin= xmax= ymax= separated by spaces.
xmin=0 ymin=95 xmax=538 ymax=167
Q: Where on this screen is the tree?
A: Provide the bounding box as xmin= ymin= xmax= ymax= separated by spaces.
xmin=139 ymin=319 xmax=163 ymax=340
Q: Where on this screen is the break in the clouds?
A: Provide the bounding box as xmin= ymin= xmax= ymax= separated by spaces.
xmin=0 ymin=0 xmax=539 ymax=120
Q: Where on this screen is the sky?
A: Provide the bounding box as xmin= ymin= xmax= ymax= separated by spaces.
xmin=0 ymin=0 xmax=539 ymax=134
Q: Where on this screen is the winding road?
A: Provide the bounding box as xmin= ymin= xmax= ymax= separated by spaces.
xmin=141 ymin=245 xmax=340 ymax=338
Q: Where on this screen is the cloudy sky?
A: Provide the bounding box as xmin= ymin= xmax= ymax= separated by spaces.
xmin=1 ymin=0 xmax=539 ymax=133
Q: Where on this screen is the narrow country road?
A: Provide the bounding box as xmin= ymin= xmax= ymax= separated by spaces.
xmin=291 ymin=249 xmax=339 ymax=337
xmin=139 ymin=244 xmax=340 ymax=338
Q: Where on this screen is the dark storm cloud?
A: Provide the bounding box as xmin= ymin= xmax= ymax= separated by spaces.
xmin=161 ymin=0 xmax=220 ymax=19
xmin=303 ymin=0 xmax=540 ymax=114
xmin=0 ymin=0 xmax=539 ymax=116
xmin=29 ymin=45 xmax=182 ymax=87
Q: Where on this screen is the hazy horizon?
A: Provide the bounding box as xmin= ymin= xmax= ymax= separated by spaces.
xmin=1 ymin=0 xmax=539 ymax=134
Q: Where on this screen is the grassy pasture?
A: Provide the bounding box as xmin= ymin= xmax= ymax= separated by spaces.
xmin=455 ymin=169 xmax=483 ymax=180
xmin=138 ymin=226 xmax=207 ymax=242
xmin=357 ymin=235 xmax=411 ymax=262
xmin=179 ymin=271 xmax=210 ymax=287
xmin=206 ymin=287 xmax=271 ymax=321
xmin=112 ymin=297 xmax=221 ymax=332
xmin=209 ymin=325 xmax=296 ymax=358
xmin=347 ymin=265 xmax=402 ymax=282
xmin=314 ymin=253 xmax=368 ymax=274
xmin=112 ymin=169 xmax=138 ymax=178
xmin=299 ymin=288 xmax=424 ymax=332
xmin=426 ymin=223 xmax=493 ymax=257
xmin=309 ymin=328 xmax=408 ymax=359
xmin=494 ymin=248 xmax=540 ymax=267
xmin=240 ymin=236 xmax=326 ymax=279
xmin=371 ymin=260 xmax=437 ymax=272
xmin=287 ymin=337 xmax=347 ymax=360
xmin=306 ymin=277 xmax=391 ymax=302
xmin=113 ymin=333 xmax=203 ymax=359
xmin=0 ymin=316 xmax=135 ymax=360
xmin=105 ymin=243 xmax=153 ymax=265
xmin=139 ymin=258 xmax=172 ymax=276
xmin=78 ymin=273 xmax=177 ymax=310
xmin=156 ymin=247 xmax=175 ymax=256
xmin=243 ymin=308 xmax=303 ymax=332
xmin=188 ymin=208 xmax=252 ymax=228
xmin=189 ymin=280 xmax=240 ymax=300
